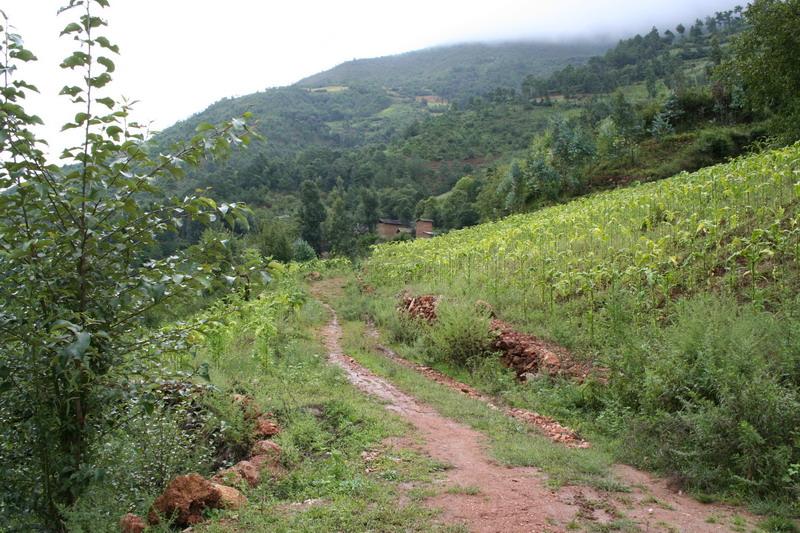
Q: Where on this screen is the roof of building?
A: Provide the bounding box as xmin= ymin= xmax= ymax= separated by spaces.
xmin=378 ymin=218 xmax=404 ymax=225
xmin=416 ymin=218 xmax=434 ymax=223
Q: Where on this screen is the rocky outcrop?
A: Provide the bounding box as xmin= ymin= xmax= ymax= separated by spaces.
xmin=211 ymin=483 xmax=247 ymax=510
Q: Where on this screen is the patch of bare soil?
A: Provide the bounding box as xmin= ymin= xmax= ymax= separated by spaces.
xmin=398 ymin=293 xmax=600 ymax=382
xmin=490 ymin=319 xmax=599 ymax=383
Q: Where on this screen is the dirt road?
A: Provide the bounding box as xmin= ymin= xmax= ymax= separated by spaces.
xmin=312 ymin=279 xmax=757 ymax=532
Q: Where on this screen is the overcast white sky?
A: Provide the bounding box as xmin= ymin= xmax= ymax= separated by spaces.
xmin=3 ymin=0 xmax=740 ymax=155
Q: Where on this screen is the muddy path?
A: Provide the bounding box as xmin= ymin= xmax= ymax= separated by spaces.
xmin=310 ymin=278 xmax=758 ymax=532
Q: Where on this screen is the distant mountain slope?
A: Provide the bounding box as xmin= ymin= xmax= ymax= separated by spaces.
xmin=153 ymin=40 xmax=610 ymax=201
xmin=295 ymin=41 xmax=610 ymax=103
xmin=156 ymin=85 xmax=401 ymax=157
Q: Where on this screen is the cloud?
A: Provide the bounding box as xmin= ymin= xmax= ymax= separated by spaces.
xmin=2 ymin=0 xmax=741 ymax=155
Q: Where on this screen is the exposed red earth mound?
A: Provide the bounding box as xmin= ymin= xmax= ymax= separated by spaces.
xmin=490 ymin=319 xmax=597 ymax=381
xmin=373 ymin=339 xmax=589 ymax=448
xmin=255 ymin=415 xmax=281 ymax=437
xmin=399 ymin=294 xmax=598 ymax=382
xmin=398 ymin=293 xmax=439 ymax=322
xmin=212 ymin=459 xmax=261 ymax=488
xmin=119 ymin=513 xmax=146 ymax=533
xmin=147 ymin=474 xmax=221 ymax=526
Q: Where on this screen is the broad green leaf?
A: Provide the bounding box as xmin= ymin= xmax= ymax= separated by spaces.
xmin=96 ymin=96 xmax=114 ymax=108
xmin=60 ymin=51 xmax=90 ymax=69
xmin=11 ymin=48 xmax=37 ymax=62
xmin=97 ymin=56 xmax=115 ymax=72
xmin=94 ymin=36 xmax=119 ymax=53
xmin=60 ymin=22 xmax=82 ymax=35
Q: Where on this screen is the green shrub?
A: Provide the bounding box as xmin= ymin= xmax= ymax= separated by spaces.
xmin=693 ymin=129 xmax=737 ymax=160
xmin=604 ymin=296 xmax=800 ymax=501
xmin=419 ymin=300 xmax=495 ymax=367
xmin=293 ymin=239 xmax=317 ymax=261
xmin=62 ymin=405 xmax=216 ymax=532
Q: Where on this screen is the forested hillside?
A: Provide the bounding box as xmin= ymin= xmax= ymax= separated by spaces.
xmin=295 ymin=41 xmax=608 ymax=103
xmin=151 ymin=5 xmax=780 ymax=262
xmin=154 ymin=41 xmax=607 ymax=204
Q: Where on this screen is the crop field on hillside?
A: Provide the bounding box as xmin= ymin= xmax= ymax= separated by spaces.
xmin=368 ymin=143 xmax=800 ymax=317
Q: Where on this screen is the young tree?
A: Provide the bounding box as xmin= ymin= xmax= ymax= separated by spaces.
xmin=298 ymin=180 xmax=325 ymax=252
xmin=324 ymin=187 xmax=356 ymax=256
xmin=690 ymin=19 xmax=705 ymax=41
xmin=0 ymin=2 xmax=253 ymax=528
xmin=721 ymin=0 xmax=800 ymax=141
xmin=645 ymin=65 xmax=658 ymax=99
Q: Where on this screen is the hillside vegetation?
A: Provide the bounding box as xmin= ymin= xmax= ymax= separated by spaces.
xmin=4 ymin=0 xmax=800 ymax=530
xmin=151 ymin=5 xmax=774 ymax=263
xmin=296 ymin=41 xmax=608 ymax=103
xmin=360 ymin=143 xmax=800 ymax=513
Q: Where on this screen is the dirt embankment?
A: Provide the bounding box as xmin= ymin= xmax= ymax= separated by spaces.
xmin=398 ymin=294 xmax=600 ymax=383
xmin=368 ymin=329 xmax=588 ymax=449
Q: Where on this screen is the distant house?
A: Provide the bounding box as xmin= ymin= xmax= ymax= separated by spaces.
xmin=377 ymin=219 xmax=409 ymax=239
xmin=415 ymin=218 xmax=434 ymax=239
xmin=377 ymin=218 xmax=435 ymax=240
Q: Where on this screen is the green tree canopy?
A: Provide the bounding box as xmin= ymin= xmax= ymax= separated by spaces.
xmin=723 ymin=0 xmax=800 ymax=140
xmin=0 ymin=2 xmax=253 ymax=527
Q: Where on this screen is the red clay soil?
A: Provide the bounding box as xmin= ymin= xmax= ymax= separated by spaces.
xmin=148 ymin=474 xmax=222 ymax=526
xmin=398 ymin=293 xmax=439 ymax=322
xmin=314 ymin=289 xmax=758 ymax=532
xmin=490 ymin=319 xmax=601 ymax=382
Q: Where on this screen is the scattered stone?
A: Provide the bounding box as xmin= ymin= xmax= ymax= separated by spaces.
xmin=119 ymin=513 xmax=146 ymax=533
xmin=287 ymin=497 xmax=325 ymax=509
xmin=306 ymin=271 xmax=322 ymax=281
xmin=251 ymin=439 xmax=282 ymax=459
xmin=254 ymin=415 xmax=280 ymax=437
xmin=148 ymin=474 xmax=220 ymax=527
xmin=212 ymin=460 xmax=260 ymax=488
xmin=211 ymin=483 xmax=247 ymax=510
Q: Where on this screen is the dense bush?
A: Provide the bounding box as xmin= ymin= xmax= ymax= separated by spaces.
xmin=606 ymin=296 xmax=800 ymax=501
xmin=418 ymin=300 xmax=495 ymax=367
